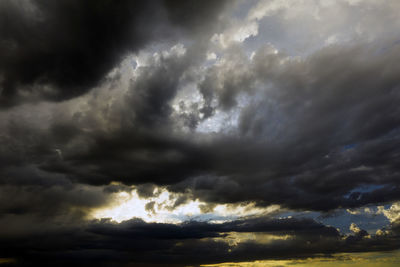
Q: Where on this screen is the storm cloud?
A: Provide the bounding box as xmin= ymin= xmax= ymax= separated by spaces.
xmin=0 ymin=0 xmax=227 ymax=106
xmin=1 ymin=0 xmax=400 ymax=266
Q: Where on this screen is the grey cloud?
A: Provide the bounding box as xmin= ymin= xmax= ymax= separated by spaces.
xmin=1 ymin=1 xmax=400 ymax=265
xmin=169 ymin=42 xmax=400 ymax=211
xmin=0 ymin=0 xmax=228 ymax=107
xmin=3 ymin=40 xmax=400 ymax=213
xmin=0 ymin=216 xmax=399 ymax=266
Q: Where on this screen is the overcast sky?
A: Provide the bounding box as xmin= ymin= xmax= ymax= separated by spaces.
xmin=1 ymin=0 xmax=400 ymax=266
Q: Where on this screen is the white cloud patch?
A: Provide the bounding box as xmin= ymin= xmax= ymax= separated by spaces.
xmin=350 ymin=222 xmax=361 ymax=233
xmin=378 ymin=203 xmax=400 ymax=223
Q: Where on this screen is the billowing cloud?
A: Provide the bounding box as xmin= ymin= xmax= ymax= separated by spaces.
xmin=1 ymin=0 xmax=400 ymax=266
xmin=0 ymin=0 xmax=228 ymax=107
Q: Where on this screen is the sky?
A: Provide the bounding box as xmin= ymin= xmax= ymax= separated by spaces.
xmin=1 ymin=0 xmax=400 ymax=266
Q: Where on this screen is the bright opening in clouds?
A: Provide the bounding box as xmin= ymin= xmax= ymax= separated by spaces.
xmin=1 ymin=0 xmax=400 ymax=266
xmin=91 ymin=184 xmax=280 ymax=223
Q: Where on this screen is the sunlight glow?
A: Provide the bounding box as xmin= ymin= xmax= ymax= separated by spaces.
xmin=91 ymin=185 xmax=280 ymax=224
xmin=201 ymin=250 xmax=400 ymax=267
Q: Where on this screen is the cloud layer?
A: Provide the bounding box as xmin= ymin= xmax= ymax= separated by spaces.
xmin=1 ymin=0 xmax=400 ymax=266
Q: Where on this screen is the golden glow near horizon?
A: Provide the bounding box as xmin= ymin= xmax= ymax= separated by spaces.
xmin=0 ymin=258 xmax=16 ymax=265
xmin=213 ymin=232 xmax=292 ymax=247
xmin=201 ymin=250 xmax=400 ymax=267
xmin=90 ymin=184 xmax=280 ymax=223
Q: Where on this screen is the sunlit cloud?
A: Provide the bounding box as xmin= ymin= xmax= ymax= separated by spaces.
xmin=2 ymin=0 xmax=400 ymax=265
xmin=91 ymin=184 xmax=281 ymax=223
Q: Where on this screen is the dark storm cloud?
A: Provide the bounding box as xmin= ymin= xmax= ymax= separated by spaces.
xmin=2 ymin=0 xmax=400 ymax=265
xmin=170 ymin=42 xmax=400 ymax=211
xmin=3 ymin=40 xmax=400 ymax=212
xmin=0 ymin=0 xmax=228 ymax=107
xmin=33 ymin=44 xmax=214 ymax=186
xmin=0 ymin=166 xmax=117 ymax=228
xmin=1 ymin=216 xmax=399 ymax=266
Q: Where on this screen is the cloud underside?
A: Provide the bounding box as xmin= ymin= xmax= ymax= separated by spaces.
xmin=1 ymin=0 xmax=400 ymax=265
xmin=1 ymin=217 xmax=400 ymax=266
